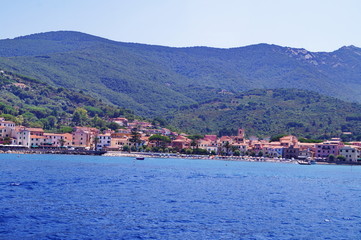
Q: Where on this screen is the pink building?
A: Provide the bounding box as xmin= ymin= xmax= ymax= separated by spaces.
xmin=72 ymin=127 xmax=99 ymax=149
xmin=315 ymin=139 xmax=344 ymax=159
xmin=44 ymin=133 xmax=72 ymax=147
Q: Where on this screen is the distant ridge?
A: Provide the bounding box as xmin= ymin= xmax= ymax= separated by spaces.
xmin=0 ymin=31 xmax=360 ymax=118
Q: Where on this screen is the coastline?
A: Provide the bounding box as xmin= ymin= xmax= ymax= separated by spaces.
xmin=103 ymin=151 xmax=297 ymax=164
xmin=2 ymin=149 xmax=360 ymax=165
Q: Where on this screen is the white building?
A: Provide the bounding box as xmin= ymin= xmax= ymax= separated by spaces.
xmin=339 ymin=146 xmax=360 ymax=162
xmin=15 ymin=129 xmax=31 ymax=147
xmin=96 ymin=133 xmax=112 ymax=150
xmin=0 ymin=118 xmax=16 ymax=138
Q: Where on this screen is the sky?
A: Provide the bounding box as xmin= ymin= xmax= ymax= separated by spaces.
xmin=1 ymin=0 xmax=360 ymax=52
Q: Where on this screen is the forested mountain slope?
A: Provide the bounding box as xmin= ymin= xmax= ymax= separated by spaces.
xmin=167 ymin=89 xmax=361 ymax=139
xmin=0 ymin=31 xmax=360 ymax=117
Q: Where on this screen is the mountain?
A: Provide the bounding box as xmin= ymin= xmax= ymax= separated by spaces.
xmin=166 ymin=89 xmax=361 ymax=140
xmin=0 ymin=31 xmax=361 ymax=118
xmin=0 ymin=70 xmax=137 ymax=130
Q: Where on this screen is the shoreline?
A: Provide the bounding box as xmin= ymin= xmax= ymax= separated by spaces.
xmin=1 ymin=149 xmax=360 ymax=165
xmin=104 ymin=151 xmax=301 ymax=164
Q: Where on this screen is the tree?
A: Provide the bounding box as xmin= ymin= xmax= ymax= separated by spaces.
xmin=129 ymin=128 xmax=142 ymax=151
xmin=188 ymin=134 xmax=203 ymax=149
xmin=108 ymin=122 xmax=120 ymax=131
xmin=59 ymin=126 xmax=73 ymax=133
xmin=185 ymin=148 xmax=193 ymax=154
xmin=47 ymin=116 xmax=57 ymax=129
xmin=91 ymin=115 xmax=106 ymax=129
xmin=72 ymin=107 xmax=88 ymax=126
xmin=233 ymin=150 xmax=241 ymax=156
xmin=123 ymin=145 xmax=130 ymax=152
xmin=270 ymin=134 xmax=287 ymax=142
xmin=336 ymin=155 xmax=346 ymax=161
xmin=231 ymin=146 xmax=239 ymax=156
xmin=149 ymin=134 xmax=171 ymax=148
xmin=328 ymin=154 xmax=335 ymax=161
xmin=93 ymin=137 xmax=100 ymax=150
xmin=223 ymin=141 xmax=231 ymax=156
xmin=59 ymin=138 xmax=66 ymax=147
xmin=15 ymin=115 xmax=24 ymax=125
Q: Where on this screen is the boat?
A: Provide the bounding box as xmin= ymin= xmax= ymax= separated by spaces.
xmin=297 ymin=160 xmax=316 ymax=165
xmin=136 ymin=157 xmax=145 ymax=160
xmin=298 ymin=161 xmax=311 ymax=165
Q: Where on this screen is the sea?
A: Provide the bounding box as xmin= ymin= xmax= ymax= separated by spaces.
xmin=0 ymin=154 xmax=360 ymax=240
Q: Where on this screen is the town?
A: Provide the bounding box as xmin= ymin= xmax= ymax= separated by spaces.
xmin=0 ymin=117 xmax=360 ymax=163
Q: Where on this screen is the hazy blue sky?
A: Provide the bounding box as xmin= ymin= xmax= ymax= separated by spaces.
xmin=2 ymin=0 xmax=360 ymax=51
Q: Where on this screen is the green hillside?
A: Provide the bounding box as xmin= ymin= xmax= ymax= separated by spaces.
xmin=166 ymin=89 xmax=361 ymax=140
xmin=0 ymin=70 xmax=137 ymax=131
xmin=0 ymin=31 xmax=361 ymax=118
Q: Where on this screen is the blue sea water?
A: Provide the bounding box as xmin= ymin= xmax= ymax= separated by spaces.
xmin=0 ymin=154 xmax=361 ymax=240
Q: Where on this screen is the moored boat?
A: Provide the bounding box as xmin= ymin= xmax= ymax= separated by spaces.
xmin=297 ymin=160 xmax=316 ymax=165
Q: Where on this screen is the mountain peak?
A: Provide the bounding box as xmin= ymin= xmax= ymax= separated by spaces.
xmin=14 ymin=31 xmax=111 ymax=43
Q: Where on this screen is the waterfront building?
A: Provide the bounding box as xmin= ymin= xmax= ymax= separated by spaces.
xmin=315 ymin=139 xmax=344 ymax=159
xmin=96 ymin=133 xmax=112 ymax=150
xmin=43 ymin=133 xmax=72 ymax=147
xmin=339 ymin=146 xmax=361 ymax=162
xmin=72 ymin=127 xmax=99 ymax=149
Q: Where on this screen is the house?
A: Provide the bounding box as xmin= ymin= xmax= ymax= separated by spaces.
xmin=26 ymin=128 xmax=44 ymax=136
xmin=204 ymin=135 xmax=217 ymax=142
xmin=198 ymin=138 xmax=218 ymax=153
xmin=110 ymin=137 xmax=129 ymax=150
xmin=339 ymin=146 xmax=361 ymax=162
xmin=171 ymin=136 xmax=191 ymax=151
xmin=279 ymin=135 xmax=298 ymax=147
xmin=14 ymin=127 xmax=45 ymax=147
xmin=29 ymin=135 xmax=47 ymax=147
xmin=231 ymin=142 xmax=248 ymax=154
xmin=15 ymin=129 xmax=31 ymax=147
xmin=267 ymin=146 xmax=284 ymax=158
xmin=0 ymin=118 xmax=16 ymax=138
xmin=0 ymin=126 xmax=7 ymax=138
xmin=72 ymin=127 xmax=99 ymax=149
xmin=283 ymin=145 xmax=300 ymax=159
xmin=12 ymin=82 xmax=28 ymax=89
xmin=43 ymin=133 xmax=72 ymax=147
xmin=109 ymin=117 xmax=128 ymax=127
xmin=161 ymin=128 xmax=172 ymax=136
xmin=315 ymin=139 xmax=344 ymax=159
xmin=96 ymin=133 xmax=112 ymax=150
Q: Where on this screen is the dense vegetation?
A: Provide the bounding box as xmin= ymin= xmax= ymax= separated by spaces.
xmin=0 ymin=70 xmax=137 ymax=132
xmin=166 ymin=89 xmax=361 ymax=140
xmin=0 ymin=31 xmax=361 ymax=118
